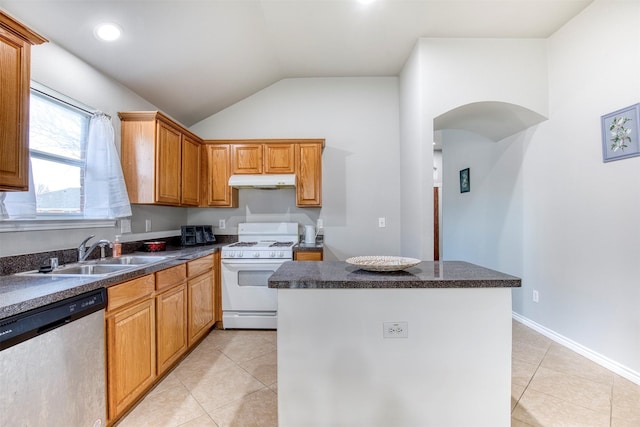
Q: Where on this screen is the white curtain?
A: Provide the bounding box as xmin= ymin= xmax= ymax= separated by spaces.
xmin=0 ymin=159 xmax=37 ymax=219
xmin=83 ymin=113 xmax=132 ymax=219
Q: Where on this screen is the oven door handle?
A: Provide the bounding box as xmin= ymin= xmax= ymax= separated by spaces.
xmin=221 ymin=260 xmax=289 ymax=269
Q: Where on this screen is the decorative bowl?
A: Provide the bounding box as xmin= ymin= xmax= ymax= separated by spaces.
xmin=143 ymin=241 xmax=166 ymax=252
xmin=345 ymin=256 xmax=421 ymax=272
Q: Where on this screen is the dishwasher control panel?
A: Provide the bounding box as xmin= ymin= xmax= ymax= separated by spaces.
xmin=0 ymin=288 xmax=106 ymax=351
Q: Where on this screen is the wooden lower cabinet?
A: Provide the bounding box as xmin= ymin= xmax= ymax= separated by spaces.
xmin=187 ymin=255 xmax=215 ymax=345
xmin=106 ymin=255 xmax=218 ymax=425
xmin=106 ymin=296 xmax=156 ymax=421
xmin=156 ymin=284 xmax=188 ymax=375
xmin=294 ymin=250 xmax=323 ymax=261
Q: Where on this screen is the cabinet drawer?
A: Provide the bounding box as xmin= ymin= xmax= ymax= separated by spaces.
xmin=156 ymin=264 xmax=187 ymax=291
xmin=295 ymin=250 xmax=323 ymax=261
xmin=107 ymin=274 xmax=155 ymax=312
xmin=188 ymin=254 xmax=213 ymax=277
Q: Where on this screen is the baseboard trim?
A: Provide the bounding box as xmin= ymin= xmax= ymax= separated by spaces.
xmin=512 ymin=312 xmax=640 ymax=386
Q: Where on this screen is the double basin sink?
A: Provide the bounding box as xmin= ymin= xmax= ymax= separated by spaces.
xmin=19 ymin=255 xmax=171 ymax=278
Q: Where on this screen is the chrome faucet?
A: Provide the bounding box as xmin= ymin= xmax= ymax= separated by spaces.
xmin=78 ymin=235 xmax=112 ymax=261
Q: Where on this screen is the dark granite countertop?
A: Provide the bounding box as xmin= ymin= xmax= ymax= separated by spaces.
xmin=0 ymin=245 xmax=224 ymax=320
xmin=268 ymin=260 xmax=521 ymax=289
xmin=294 ymin=242 xmax=324 ymax=251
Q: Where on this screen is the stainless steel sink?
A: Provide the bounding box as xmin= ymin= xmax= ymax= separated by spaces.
xmin=89 ymin=255 xmax=170 ymax=265
xmin=16 ymin=255 xmax=173 ymax=277
xmin=50 ymin=264 xmax=134 ymax=275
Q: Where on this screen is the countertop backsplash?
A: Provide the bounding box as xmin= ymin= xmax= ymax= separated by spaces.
xmin=0 ymin=234 xmax=238 ymax=276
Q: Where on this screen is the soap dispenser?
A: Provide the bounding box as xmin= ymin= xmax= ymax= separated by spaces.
xmin=113 ymin=235 xmax=122 ymax=257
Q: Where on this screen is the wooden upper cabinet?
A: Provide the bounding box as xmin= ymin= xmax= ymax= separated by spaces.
xmin=118 ymin=111 xmax=201 ymax=206
xmin=0 ymin=12 xmax=47 ymax=191
xmin=264 ymin=143 xmax=295 ymax=174
xmin=201 ymin=143 xmax=238 ymax=208
xmin=181 ymin=134 xmax=201 ymax=206
xmin=231 ymin=143 xmax=295 ymax=174
xmin=231 ymin=144 xmax=263 ymax=174
xmin=155 ymin=121 xmax=182 ymax=205
xmin=206 ymin=139 xmax=323 ymax=207
xmin=296 ymin=142 xmax=323 ymax=207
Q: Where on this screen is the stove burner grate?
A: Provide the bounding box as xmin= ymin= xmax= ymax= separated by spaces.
xmin=270 ymin=241 xmax=294 ymax=247
xmin=228 ymin=241 xmax=257 ymax=247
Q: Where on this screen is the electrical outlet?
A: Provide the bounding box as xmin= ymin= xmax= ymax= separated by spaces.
xmin=533 ymin=290 xmax=539 ymax=303
xmin=383 ymin=321 xmax=408 ymax=338
xmin=219 ymin=219 xmax=226 ymax=229
xmin=317 ymin=218 xmax=323 ymax=229
xmin=145 ymin=219 xmax=152 ymax=232
xmin=120 ymin=218 xmax=131 ymax=234
xmin=378 ymin=217 xmax=386 ymax=228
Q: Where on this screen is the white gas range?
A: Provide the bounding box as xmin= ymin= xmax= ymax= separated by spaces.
xmin=221 ymin=222 xmax=298 ymax=329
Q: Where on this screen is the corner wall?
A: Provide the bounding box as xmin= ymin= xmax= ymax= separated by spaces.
xmin=189 ymin=77 xmax=402 ymax=260
xmin=398 ymin=42 xmax=431 ymax=259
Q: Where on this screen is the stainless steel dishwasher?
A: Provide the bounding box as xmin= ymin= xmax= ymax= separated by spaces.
xmin=0 ymin=288 xmax=107 ymax=427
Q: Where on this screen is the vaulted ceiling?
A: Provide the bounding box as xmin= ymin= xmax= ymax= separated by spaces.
xmin=0 ymin=0 xmax=593 ymax=126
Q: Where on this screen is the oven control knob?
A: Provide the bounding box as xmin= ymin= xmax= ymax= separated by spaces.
xmin=278 ymin=251 xmax=285 ymax=258
xmin=226 ymin=252 xmax=234 ymax=258
xmin=237 ymin=251 xmax=243 ymax=258
xmin=269 ymin=251 xmax=276 ymax=258
xmin=253 ymin=252 xmax=260 ymax=258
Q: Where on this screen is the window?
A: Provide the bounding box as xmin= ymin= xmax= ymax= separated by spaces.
xmin=29 ymin=87 xmax=92 ymax=216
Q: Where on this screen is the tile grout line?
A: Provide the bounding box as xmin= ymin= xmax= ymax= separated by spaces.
xmin=513 ymin=344 xmax=551 ymax=412
xmin=172 ymin=370 xmax=221 ymax=427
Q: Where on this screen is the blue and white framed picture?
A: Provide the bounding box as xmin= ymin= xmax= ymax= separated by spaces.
xmin=459 ymin=168 xmax=470 ymax=193
xmin=601 ymin=103 xmax=640 ymax=162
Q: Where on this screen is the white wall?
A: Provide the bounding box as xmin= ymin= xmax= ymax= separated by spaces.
xmin=521 ymin=0 xmax=640 ymax=375
xmin=0 ymin=42 xmax=187 ymax=257
xmin=398 ymin=43 xmax=432 ymax=259
xmin=441 ymin=0 xmax=640 ymax=378
xmin=441 ymin=129 xmax=524 ymax=279
xmin=189 ymin=77 xmax=402 ymax=260
xmin=420 ymin=38 xmax=548 ymax=120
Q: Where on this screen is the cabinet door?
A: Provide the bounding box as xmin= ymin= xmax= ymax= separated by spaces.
xmin=264 ymin=143 xmax=295 ymax=174
xmin=231 ymin=144 xmax=263 ymax=174
xmin=106 ymin=298 xmax=156 ymax=420
xmin=296 ymin=143 xmax=322 ymax=206
xmin=203 ymin=144 xmax=238 ymax=207
xmin=294 ymin=250 xmax=323 ymax=261
xmin=156 ymin=284 xmax=187 ymax=375
xmin=0 ymin=28 xmax=31 ymax=191
xmin=155 ymin=121 xmax=182 ymax=204
xmin=188 ymin=271 xmax=215 ymax=346
xmin=181 ymin=134 xmax=201 ymax=206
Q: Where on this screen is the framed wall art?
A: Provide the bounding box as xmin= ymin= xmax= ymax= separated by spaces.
xmin=459 ymin=168 xmax=470 ymax=193
xmin=601 ymin=103 xmax=640 ymax=162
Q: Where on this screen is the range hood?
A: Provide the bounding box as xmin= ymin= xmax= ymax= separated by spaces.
xmin=228 ymin=174 xmax=296 ymax=189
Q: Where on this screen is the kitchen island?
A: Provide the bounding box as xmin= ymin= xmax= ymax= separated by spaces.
xmin=269 ymin=260 xmax=521 ymax=427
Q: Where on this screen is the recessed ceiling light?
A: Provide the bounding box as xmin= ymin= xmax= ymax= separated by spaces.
xmin=94 ymin=23 xmax=121 ymax=42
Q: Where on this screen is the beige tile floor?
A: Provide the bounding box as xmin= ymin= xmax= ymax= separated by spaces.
xmin=117 ymin=321 xmax=640 ymax=427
